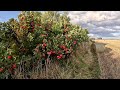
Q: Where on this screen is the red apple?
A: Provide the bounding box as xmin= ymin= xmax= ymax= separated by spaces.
xmin=8 ymin=56 xmax=12 ymax=59
xmin=0 ymin=68 xmax=3 ymax=72
xmin=12 ymin=64 xmax=17 ymax=69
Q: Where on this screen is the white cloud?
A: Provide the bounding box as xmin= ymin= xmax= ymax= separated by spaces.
xmin=68 ymin=11 xmax=120 ymax=39
xmin=111 ymin=32 xmax=120 ymax=37
xmin=88 ymin=33 xmax=99 ymax=38
xmin=113 ymin=26 xmax=120 ymax=30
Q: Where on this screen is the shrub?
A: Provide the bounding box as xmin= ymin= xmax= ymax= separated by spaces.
xmin=0 ymin=11 xmax=89 ymax=78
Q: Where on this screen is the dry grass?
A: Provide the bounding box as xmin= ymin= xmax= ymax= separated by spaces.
xmin=95 ymin=43 xmax=106 ymax=53
xmin=95 ymin=40 xmax=120 ymax=79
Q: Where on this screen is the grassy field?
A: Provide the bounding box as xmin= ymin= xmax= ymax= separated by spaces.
xmin=95 ymin=40 xmax=120 ymax=79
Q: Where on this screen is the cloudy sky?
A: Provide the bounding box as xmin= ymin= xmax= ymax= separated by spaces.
xmin=0 ymin=11 xmax=120 ymax=39
xmin=68 ymin=11 xmax=120 ymax=39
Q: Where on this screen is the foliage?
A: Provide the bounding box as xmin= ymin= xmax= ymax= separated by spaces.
xmin=0 ymin=11 xmax=89 ymax=78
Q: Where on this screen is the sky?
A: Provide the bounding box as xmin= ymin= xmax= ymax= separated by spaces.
xmin=0 ymin=11 xmax=20 ymax=22
xmin=68 ymin=11 xmax=120 ymax=39
xmin=0 ymin=11 xmax=120 ymax=39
